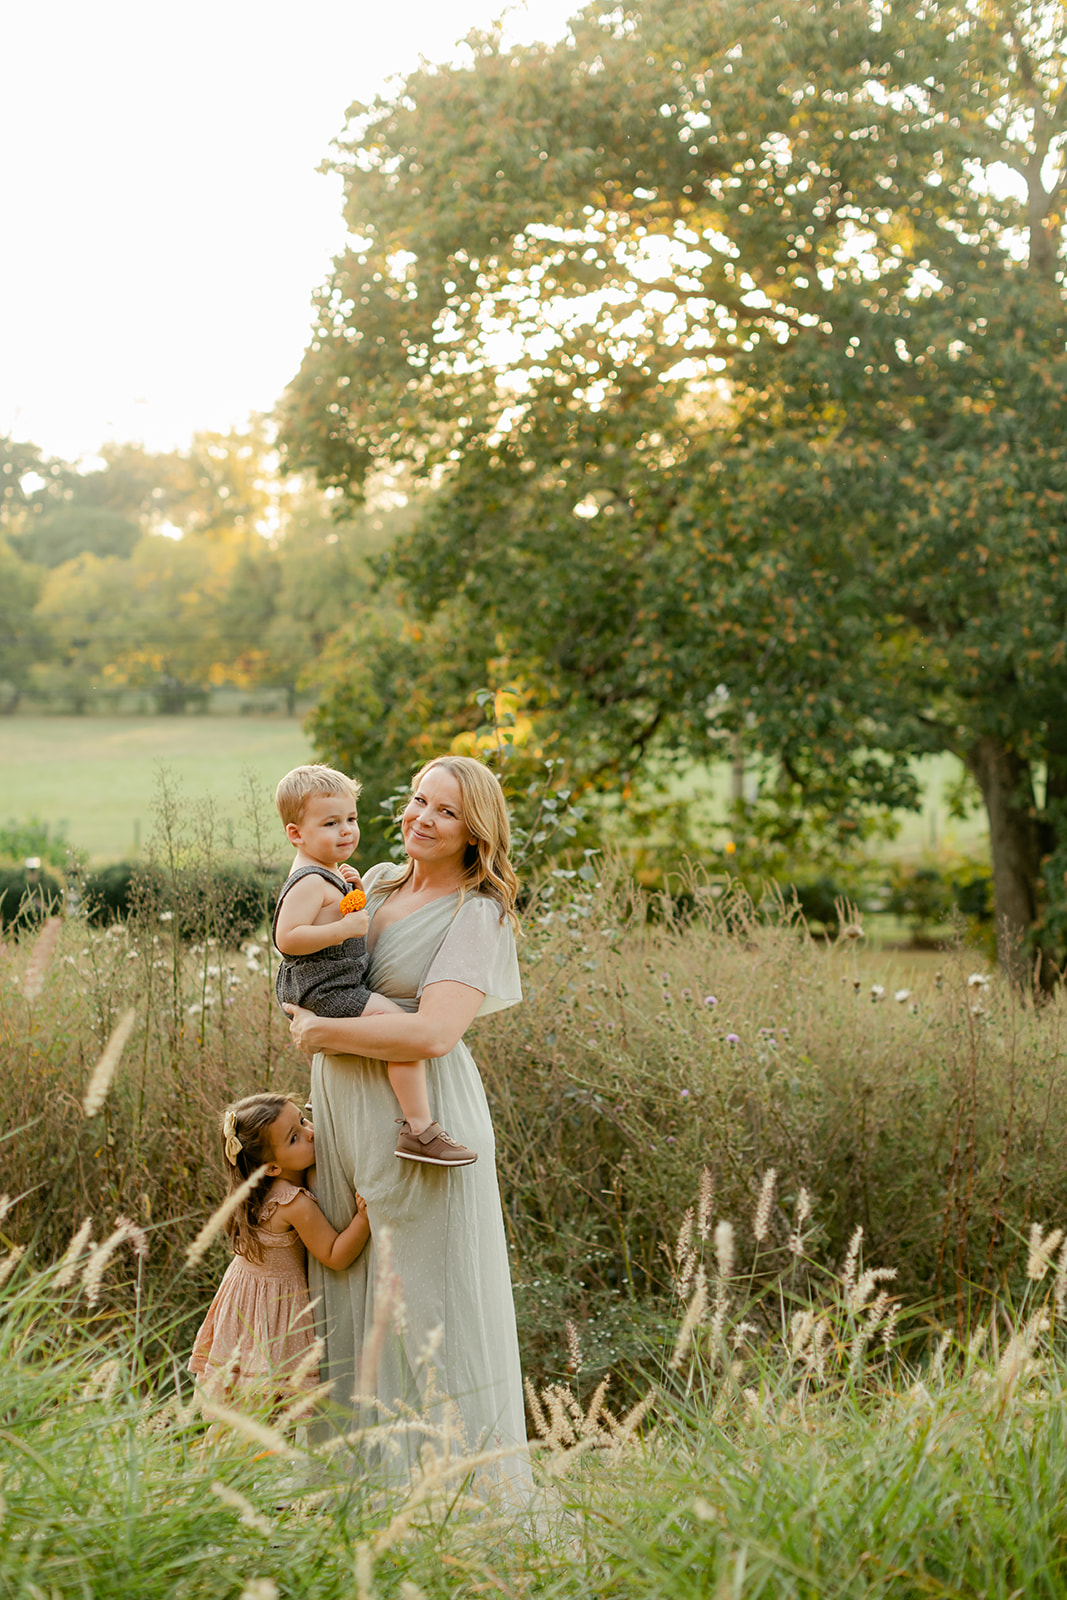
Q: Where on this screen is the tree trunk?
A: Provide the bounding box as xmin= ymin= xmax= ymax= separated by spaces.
xmin=966 ymin=737 xmax=1042 ymax=986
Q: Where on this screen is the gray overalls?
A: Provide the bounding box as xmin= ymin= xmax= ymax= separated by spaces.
xmin=272 ymin=864 xmax=373 ymax=1018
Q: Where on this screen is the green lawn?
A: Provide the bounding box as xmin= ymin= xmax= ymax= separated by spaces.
xmin=0 ymin=714 xmax=991 ymax=868
xmin=0 ymin=715 xmax=315 ymax=862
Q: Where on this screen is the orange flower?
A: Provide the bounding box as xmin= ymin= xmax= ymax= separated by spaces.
xmin=339 ymin=888 xmax=367 ymax=914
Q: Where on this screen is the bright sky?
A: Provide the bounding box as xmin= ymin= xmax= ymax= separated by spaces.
xmin=0 ymin=0 xmax=577 ymax=466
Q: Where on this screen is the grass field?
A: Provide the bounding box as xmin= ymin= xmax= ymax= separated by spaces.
xmin=0 ymin=714 xmax=990 ymax=866
xmin=0 ymin=715 xmax=314 ymax=862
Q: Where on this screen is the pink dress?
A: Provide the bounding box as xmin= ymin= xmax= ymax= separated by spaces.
xmin=189 ymin=1182 xmax=319 ymax=1401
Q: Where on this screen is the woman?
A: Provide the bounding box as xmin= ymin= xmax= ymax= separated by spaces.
xmin=284 ymin=755 xmax=529 ymax=1493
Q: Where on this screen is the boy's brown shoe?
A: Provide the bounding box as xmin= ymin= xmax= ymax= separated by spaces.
xmin=394 ymin=1120 xmax=478 ymax=1166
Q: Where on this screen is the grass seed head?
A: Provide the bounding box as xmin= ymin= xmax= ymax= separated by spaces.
xmin=753 ymin=1168 xmax=777 ymax=1242
xmin=714 ymin=1219 xmax=734 ymax=1282
xmin=55 ymin=1218 xmax=94 ymax=1288
xmin=21 ymin=916 xmax=62 ymax=1002
xmin=82 ymin=1009 xmax=137 ymax=1117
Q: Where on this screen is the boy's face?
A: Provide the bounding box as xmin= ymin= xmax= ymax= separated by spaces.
xmin=287 ymin=793 xmax=360 ymax=866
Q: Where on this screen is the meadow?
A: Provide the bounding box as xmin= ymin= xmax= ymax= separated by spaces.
xmin=3 ymin=871 xmax=1067 ymax=1594
xmin=3 ymin=794 xmax=1059 ymax=1595
xmin=0 ymin=716 xmax=314 ymax=863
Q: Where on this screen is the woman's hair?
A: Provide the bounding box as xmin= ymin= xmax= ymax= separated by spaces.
xmin=275 ymin=764 xmax=361 ymax=829
xmin=219 ymin=1092 xmax=295 ymax=1261
xmin=377 ymin=756 xmax=519 ymax=927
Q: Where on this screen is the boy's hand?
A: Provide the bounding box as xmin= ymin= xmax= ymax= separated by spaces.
xmin=338 ymin=864 xmax=362 ymax=885
xmin=353 ymin=1191 xmax=368 ymax=1216
xmin=340 ymin=908 xmax=370 ymax=938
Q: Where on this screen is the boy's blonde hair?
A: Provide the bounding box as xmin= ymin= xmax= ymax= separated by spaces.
xmin=275 ymin=763 xmax=362 ymax=829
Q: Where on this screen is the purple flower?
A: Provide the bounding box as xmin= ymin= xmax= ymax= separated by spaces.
xmin=704 ymin=995 xmax=718 ymax=1007
xmin=725 ymin=1032 xmax=740 ymax=1045
xmin=680 ymin=1088 xmax=690 ymax=1098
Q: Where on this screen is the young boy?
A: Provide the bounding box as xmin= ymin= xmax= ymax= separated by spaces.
xmin=272 ymin=763 xmax=477 ymax=1167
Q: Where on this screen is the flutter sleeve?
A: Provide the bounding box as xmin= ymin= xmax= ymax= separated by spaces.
xmin=417 ymin=895 xmax=523 ymax=1017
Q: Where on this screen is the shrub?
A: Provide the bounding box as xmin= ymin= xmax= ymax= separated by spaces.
xmin=0 ymin=816 xmax=74 ymax=870
xmin=0 ymin=863 xmax=64 ymax=931
xmin=83 ymin=859 xmax=279 ymax=941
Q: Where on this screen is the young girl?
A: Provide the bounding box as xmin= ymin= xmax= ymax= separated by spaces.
xmin=189 ymin=1092 xmax=369 ymax=1404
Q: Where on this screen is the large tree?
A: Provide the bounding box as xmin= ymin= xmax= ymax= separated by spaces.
xmin=280 ymin=0 xmax=1067 ymax=976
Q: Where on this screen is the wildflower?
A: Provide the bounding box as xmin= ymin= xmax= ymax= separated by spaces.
xmin=967 ymin=972 xmax=991 ymax=988
xmin=187 ymin=1002 xmax=203 ymax=1016
xmin=239 ymin=1582 xmax=279 ymax=1600
xmin=159 ymin=911 xmax=174 ymax=923
xmin=753 ymin=1168 xmax=776 ymax=1243
xmin=703 ymin=995 xmax=718 ymax=1007
xmin=894 ymin=989 xmax=911 ymax=1003
xmin=871 ymin=984 xmax=885 ymax=1000
xmin=725 ymin=1032 xmax=740 ymax=1044
xmin=82 ymin=1008 xmax=137 ymax=1117
xmin=841 ymin=922 xmax=864 ymax=940
xmin=680 ymin=1088 xmax=690 ymax=1098
xmin=724 ymin=840 xmax=736 ymax=855
xmin=339 ymin=887 xmax=367 ymax=914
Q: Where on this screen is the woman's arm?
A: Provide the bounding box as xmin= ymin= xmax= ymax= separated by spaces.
xmin=284 ymin=979 xmax=485 ymax=1060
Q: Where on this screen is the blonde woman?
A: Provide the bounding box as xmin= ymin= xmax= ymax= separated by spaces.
xmin=284 ymin=756 xmax=529 ymax=1492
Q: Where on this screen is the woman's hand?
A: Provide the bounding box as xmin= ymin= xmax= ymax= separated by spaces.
xmin=284 ymin=981 xmax=485 ymax=1062
xmin=285 ymin=1002 xmax=329 ymax=1054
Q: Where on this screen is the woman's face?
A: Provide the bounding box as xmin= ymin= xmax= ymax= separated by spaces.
xmin=401 ymin=766 xmax=472 ymax=869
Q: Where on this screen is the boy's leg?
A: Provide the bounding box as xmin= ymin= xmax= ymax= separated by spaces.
xmin=386 ymin=1061 xmax=433 ymax=1135
xmin=360 ymin=996 xmax=433 ymax=1133
xmin=360 ymin=993 xmax=478 ymax=1167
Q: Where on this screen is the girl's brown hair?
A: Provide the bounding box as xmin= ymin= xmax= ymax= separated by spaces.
xmin=220 ymin=1092 xmax=295 ymax=1262
xmin=376 ymin=756 xmax=519 ymax=927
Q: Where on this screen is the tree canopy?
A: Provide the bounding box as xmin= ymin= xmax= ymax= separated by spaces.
xmin=280 ymin=0 xmax=1067 ymax=977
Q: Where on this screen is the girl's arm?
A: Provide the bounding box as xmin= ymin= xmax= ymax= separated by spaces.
xmin=277 ymin=1190 xmax=370 ymax=1270
xmin=275 ymin=874 xmax=369 ymax=955
xmin=285 ymin=979 xmax=485 ymax=1061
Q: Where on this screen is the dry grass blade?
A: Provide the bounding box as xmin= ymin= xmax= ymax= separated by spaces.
xmin=22 ymin=916 xmax=62 ymax=1003
xmin=82 ymin=1008 xmax=138 ymax=1117
xmin=185 ymin=1167 xmax=268 ymax=1266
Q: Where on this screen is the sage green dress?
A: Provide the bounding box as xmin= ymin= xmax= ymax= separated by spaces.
xmin=307 ymin=863 xmax=530 ymax=1493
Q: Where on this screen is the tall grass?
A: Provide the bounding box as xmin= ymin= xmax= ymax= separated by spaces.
xmin=2 ymin=821 xmax=1065 ymax=1375
xmin=4 ymin=1184 xmax=1067 ymax=1597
